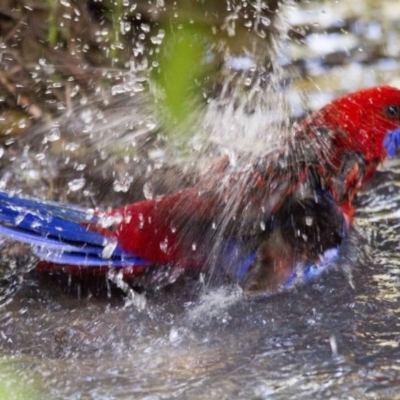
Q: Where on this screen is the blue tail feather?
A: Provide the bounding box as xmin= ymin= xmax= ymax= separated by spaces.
xmin=0 ymin=191 xmax=96 ymax=222
xmin=0 ymin=191 xmax=148 ymax=268
xmin=0 ymin=206 xmax=106 ymax=247
xmin=33 ymin=249 xmax=145 ymax=267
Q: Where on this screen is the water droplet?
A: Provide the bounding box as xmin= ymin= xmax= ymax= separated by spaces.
xmin=111 ymin=85 xmax=125 ymax=96
xmin=102 ymin=240 xmax=117 ymax=259
xmin=192 ymin=243 xmax=197 ymax=251
xmin=143 ymin=182 xmax=153 ymax=199
xmin=121 ymin=21 xmax=131 ymax=33
xmin=85 ymin=208 xmax=95 ymax=220
xmin=330 ymin=335 xmax=338 ymax=356
xmin=35 ymin=153 xmax=45 ymax=161
xmin=80 ymin=109 xmax=93 ymax=123
xmin=68 ymin=178 xmax=85 ymax=192
xmin=75 ymin=163 xmax=86 ymax=171
xmin=145 ymin=119 xmax=159 ymax=131
xmin=160 ymin=238 xmax=168 ymax=253
xmin=261 ymin=17 xmax=270 ymax=26
xmin=113 ymin=174 xmax=133 ymax=193
xmin=260 ymin=221 xmax=266 ymax=231
xmin=65 ymin=142 xmax=79 ymax=152
xmin=140 ymin=23 xmax=150 ymax=33
xmin=98 ymin=213 xmax=122 ymax=228
xmin=138 ymin=213 xmax=144 ymax=229
xmin=169 ymin=328 xmax=179 ymax=343
xmin=18 ymin=119 xmax=27 ymax=129
xmin=305 ymin=216 xmax=313 ymax=226
xmin=30 ymin=220 xmax=42 ymax=229
xmin=14 ymin=214 xmax=25 ymax=225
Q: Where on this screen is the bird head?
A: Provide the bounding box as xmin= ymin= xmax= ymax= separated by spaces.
xmin=302 ymin=86 xmax=400 ymax=163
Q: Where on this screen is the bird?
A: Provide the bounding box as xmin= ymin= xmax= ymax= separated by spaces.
xmin=0 ymin=85 xmax=400 ymax=293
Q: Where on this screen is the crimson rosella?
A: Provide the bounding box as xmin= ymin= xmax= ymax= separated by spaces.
xmin=0 ymin=85 xmax=400 ymax=292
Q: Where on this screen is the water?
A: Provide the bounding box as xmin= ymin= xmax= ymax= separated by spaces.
xmin=1 ymin=0 xmax=400 ymax=399
xmin=1 ymin=174 xmax=400 ymax=399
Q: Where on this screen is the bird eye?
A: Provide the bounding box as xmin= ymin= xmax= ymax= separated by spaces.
xmin=384 ymin=105 xmax=400 ymax=118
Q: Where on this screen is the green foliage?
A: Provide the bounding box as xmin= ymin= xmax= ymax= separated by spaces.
xmin=153 ymin=24 xmax=211 ymax=133
xmin=47 ymin=0 xmax=59 ymax=46
xmin=0 ymin=370 xmax=44 ymax=400
xmin=109 ymin=0 xmax=124 ymax=63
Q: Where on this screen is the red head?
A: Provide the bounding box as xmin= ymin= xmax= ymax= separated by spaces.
xmin=302 ymin=86 xmax=400 ymax=163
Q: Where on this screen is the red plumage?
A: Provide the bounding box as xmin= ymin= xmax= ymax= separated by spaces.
xmin=93 ymin=86 xmax=400 ymax=290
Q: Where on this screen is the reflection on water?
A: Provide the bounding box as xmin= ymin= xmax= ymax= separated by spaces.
xmin=1 ymin=0 xmax=400 ymax=399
